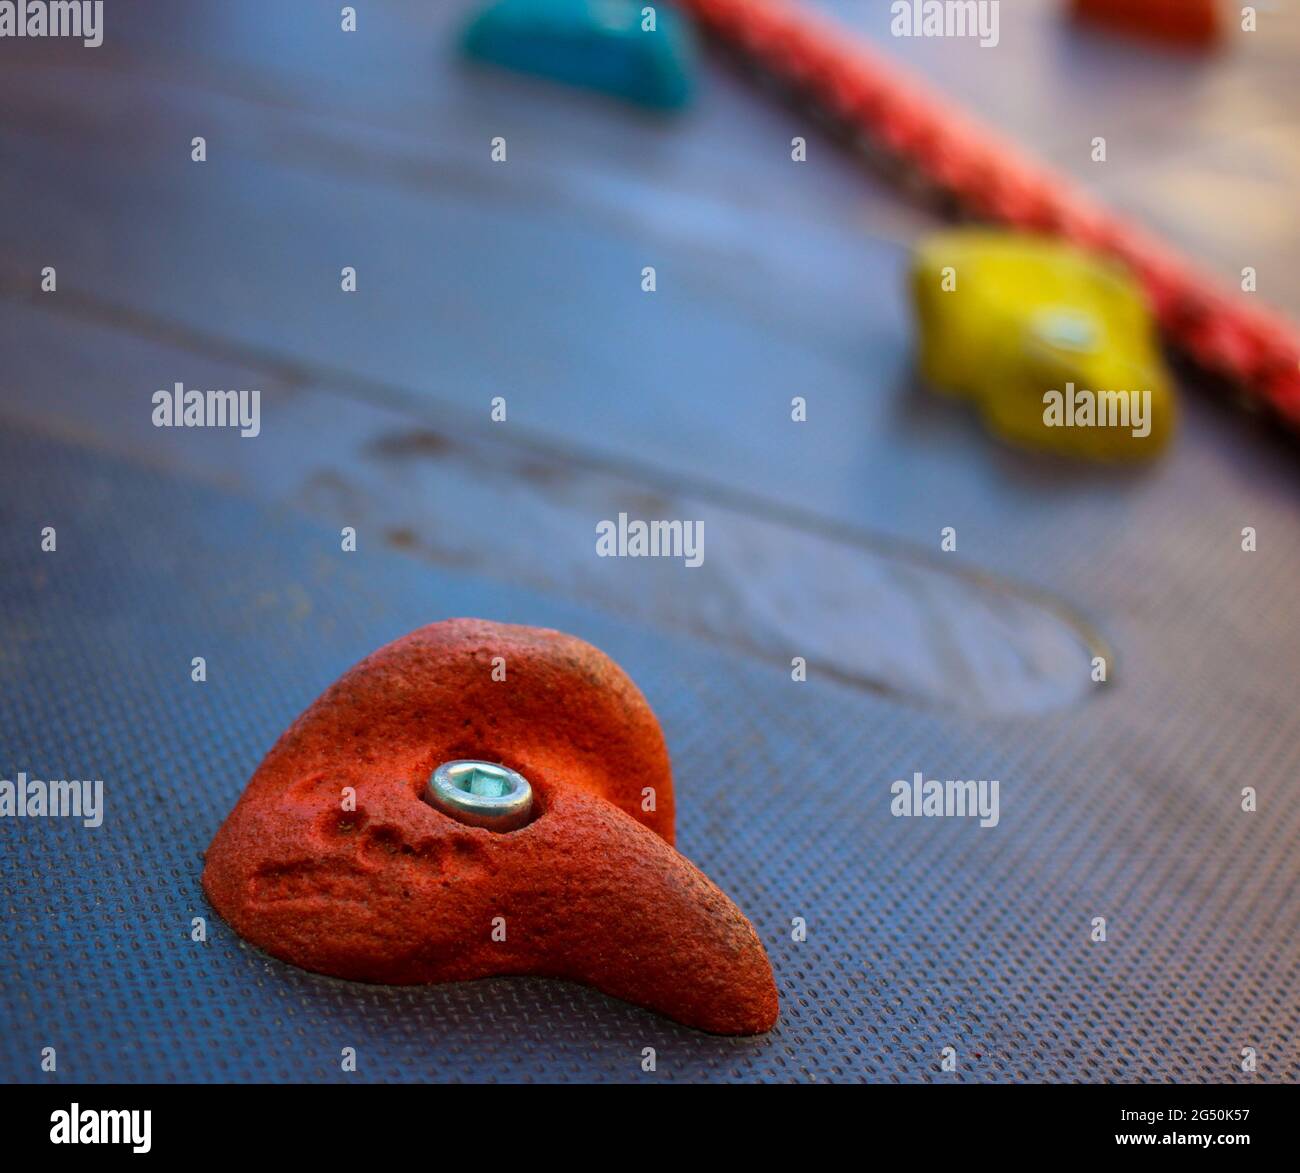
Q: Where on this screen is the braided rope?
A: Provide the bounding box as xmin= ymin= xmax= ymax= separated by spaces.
xmin=676 ymin=0 xmax=1300 ymax=427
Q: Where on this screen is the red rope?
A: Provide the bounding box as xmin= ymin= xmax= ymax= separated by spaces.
xmin=677 ymin=0 xmax=1300 ymax=427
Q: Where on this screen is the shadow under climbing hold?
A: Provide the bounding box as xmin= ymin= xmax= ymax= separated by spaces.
xmin=911 ymin=230 xmax=1177 ymax=461
xmin=202 ymin=618 xmax=778 ymax=1035
xmin=461 ymin=0 xmax=696 ymax=110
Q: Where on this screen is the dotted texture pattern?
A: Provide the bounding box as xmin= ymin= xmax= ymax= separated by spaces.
xmin=1 ymin=426 xmax=1298 ymax=1084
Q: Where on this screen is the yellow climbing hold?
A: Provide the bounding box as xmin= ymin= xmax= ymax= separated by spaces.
xmin=911 ymin=231 xmax=1176 ymax=460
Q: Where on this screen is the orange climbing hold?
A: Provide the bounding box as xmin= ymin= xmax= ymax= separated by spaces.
xmin=1072 ymin=0 xmax=1222 ymax=48
xmin=203 ymin=618 xmax=779 ymax=1035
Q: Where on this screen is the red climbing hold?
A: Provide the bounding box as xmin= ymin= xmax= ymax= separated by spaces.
xmin=202 ymin=618 xmax=779 ymax=1035
xmin=1072 ymin=0 xmax=1222 ymax=48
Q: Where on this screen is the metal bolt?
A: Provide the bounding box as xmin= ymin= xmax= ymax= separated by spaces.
xmin=425 ymin=760 xmax=533 ymax=832
xmin=1033 ymin=309 xmax=1099 ymax=353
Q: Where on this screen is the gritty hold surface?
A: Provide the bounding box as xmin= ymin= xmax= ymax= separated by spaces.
xmin=201 ymin=618 xmax=779 ymax=1035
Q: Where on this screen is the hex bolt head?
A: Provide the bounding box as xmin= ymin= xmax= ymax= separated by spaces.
xmin=425 ymin=760 xmax=533 ymax=832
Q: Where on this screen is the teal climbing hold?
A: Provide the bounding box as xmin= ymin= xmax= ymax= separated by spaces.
xmin=462 ymin=0 xmax=697 ymax=111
